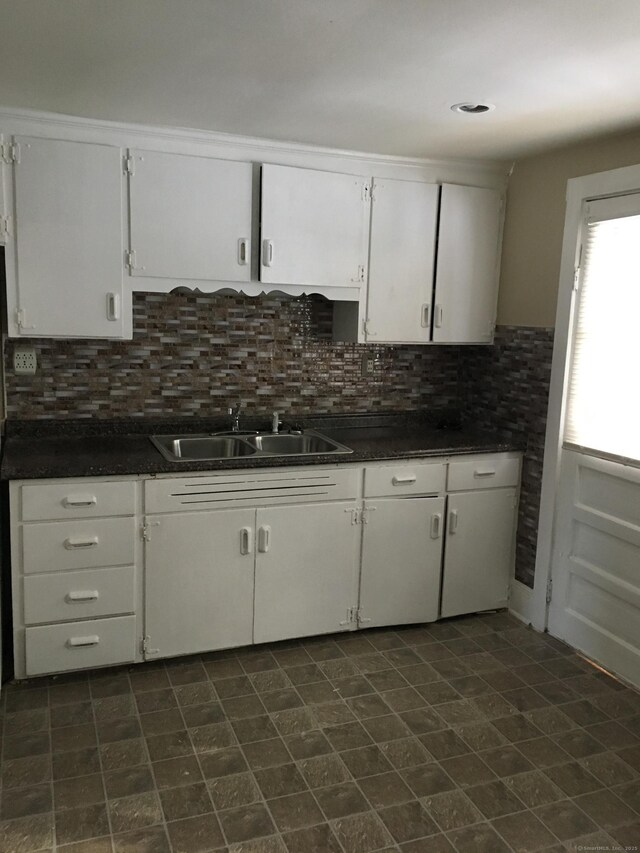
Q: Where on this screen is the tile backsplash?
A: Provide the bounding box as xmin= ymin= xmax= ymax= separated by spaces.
xmin=4 ymin=292 xmax=463 ymax=418
xmin=3 ymin=291 xmax=554 ymax=588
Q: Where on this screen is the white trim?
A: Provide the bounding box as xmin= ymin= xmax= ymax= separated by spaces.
xmin=0 ymin=105 xmax=509 ymax=188
xmin=509 ymin=579 xmax=535 ymax=625
xmin=531 ymin=161 xmax=640 ymax=630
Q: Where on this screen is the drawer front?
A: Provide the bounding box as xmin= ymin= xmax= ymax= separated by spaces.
xmin=447 ymin=455 xmax=520 ymax=492
xmin=25 ymin=615 xmax=137 ymax=676
xmin=22 ymin=517 xmax=137 ymax=574
xmin=364 ymin=461 xmax=446 ymax=497
xmin=24 ymin=566 xmax=136 ymax=625
xmin=146 ymin=466 xmax=360 ymax=513
xmin=20 ymin=480 xmax=136 ymax=521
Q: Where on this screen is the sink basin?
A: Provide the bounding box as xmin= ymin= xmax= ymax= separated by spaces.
xmin=151 ymin=435 xmax=257 ymax=462
xmin=247 ymin=433 xmax=349 ymax=455
xmin=150 ymin=429 xmax=352 ymax=461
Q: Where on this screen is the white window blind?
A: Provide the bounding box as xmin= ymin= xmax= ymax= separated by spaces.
xmin=564 ymin=199 xmax=640 ymax=463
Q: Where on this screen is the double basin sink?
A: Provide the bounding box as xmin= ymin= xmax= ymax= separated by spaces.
xmin=151 ymin=429 xmax=353 ymax=462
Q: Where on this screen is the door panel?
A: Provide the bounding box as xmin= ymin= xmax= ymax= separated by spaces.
xmin=366 ymin=179 xmax=438 ymax=343
xmin=145 ymin=509 xmax=255 ymax=659
xmin=260 ymin=164 xmax=368 ymax=288
xmin=13 ymin=136 xmax=126 ymax=338
xmin=432 ymin=184 xmax=502 ymax=343
xmin=441 ymin=489 xmax=515 ymax=618
xmin=253 ymin=502 xmax=360 ymax=643
xmin=359 ymin=497 xmax=445 ymax=628
xmin=549 ymin=451 xmax=640 ymax=687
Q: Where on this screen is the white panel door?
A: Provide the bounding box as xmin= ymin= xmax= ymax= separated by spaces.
xmin=441 ymin=489 xmax=516 ymax=618
xmin=253 ymin=502 xmax=360 ymax=643
xmin=128 ymin=150 xmax=252 ymax=283
xmin=359 ymin=497 xmax=445 ymax=628
xmin=549 ymin=452 xmax=640 ymax=688
xmin=432 ymin=184 xmax=502 ymax=344
xmin=12 ymin=136 xmax=127 ymax=338
xmin=260 ymin=163 xmax=369 ymax=288
xmin=366 ymin=179 xmax=438 ymax=343
xmin=144 ymin=509 xmax=255 ymax=659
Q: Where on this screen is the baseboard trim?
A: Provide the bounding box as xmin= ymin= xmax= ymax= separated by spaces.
xmin=509 ymin=579 xmax=535 ymax=625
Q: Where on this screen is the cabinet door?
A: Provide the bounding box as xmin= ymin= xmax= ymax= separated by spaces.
xmin=441 ymin=488 xmax=516 ymax=618
xmin=144 ymin=509 xmax=255 ymax=659
xmin=128 ymin=150 xmax=252 ymax=283
xmin=366 ymin=179 xmax=438 ymax=343
xmin=11 ymin=136 xmax=127 ymax=338
xmin=253 ymin=503 xmax=360 ymax=644
xmin=432 ymin=184 xmax=502 ymax=344
xmin=260 ymin=164 xmax=369 ymax=288
xmin=359 ymin=497 xmax=445 ymax=629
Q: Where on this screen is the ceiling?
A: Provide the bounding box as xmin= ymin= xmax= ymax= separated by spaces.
xmin=1 ymin=0 xmax=640 ymax=161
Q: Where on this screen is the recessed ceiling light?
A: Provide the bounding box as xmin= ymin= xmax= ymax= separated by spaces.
xmin=451 ymin=102 xmax=495 ymax=114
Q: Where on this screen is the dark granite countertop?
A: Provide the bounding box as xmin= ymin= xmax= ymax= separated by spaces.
xmin=1 ymin=411 xmax=522 ymax=480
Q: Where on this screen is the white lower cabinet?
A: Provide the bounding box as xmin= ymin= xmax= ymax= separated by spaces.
xmin=359 ymin=497 xmax=445 ymax=628
xmin=144 ymin=508 xmax=255 ymax=659
xmin=441 ymin=488 xmax=518 ymax=618
xmin=253 ymin=503 xmax=361 ymax=644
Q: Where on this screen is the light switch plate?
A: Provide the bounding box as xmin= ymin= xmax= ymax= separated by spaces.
xmin=13 ymin=346 xmax=37 ymax=375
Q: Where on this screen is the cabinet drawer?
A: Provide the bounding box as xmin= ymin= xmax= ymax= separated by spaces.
xmin=24 ymin=566 xmax=136 ymax=625
xmin=22 ymin=517 xmax=137 ymax=574
xmin=21 ymin=480 xmax=136 ymax=521
xmin=25 ymin=615 xmax=137 ymax=676
xmin=447 ymin=455 xmax=520 ymax=492
xmin=364 ymin=461 xmax=446 ymax=497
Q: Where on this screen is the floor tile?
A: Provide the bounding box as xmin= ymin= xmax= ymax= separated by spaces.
xmin=218 ymin=803 xmax=275 ymax=843
xmin=314 ymin=781 xmax=369 ymax=819
xmin=109 ymin=792 xmax=163 ymax=834
xmin=332 ymin=810 xmax=393 ymax=853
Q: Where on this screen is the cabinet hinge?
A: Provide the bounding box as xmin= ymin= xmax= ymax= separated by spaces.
xmin=356 ymin=608 xmax=372 ymax=626
xmin=126 ymin=249 xmax=145 ymax=272
xmin=0 ymin=214 xmax=11 ymax=240
xmin=362 ymin=318 xmax=369 ymax=337
xmin=362 ymin=183 xmax=371 ymax=202
xmin=345 ymin=508 xmax=376 ymax=525
xmin=142 ymin=521 xmax=160 ymax=541
xmin=340 ymin=607 xmax=359 ymax=626
xmin=142 ymin=635 xmax=160 ymax=657
xmin=16 ymin=308 xmax=35 ymax=331
xmin=1 ymin=141 xmax=20 ymax=164
xmin=546 ymin=577 xmax=553 ymax=605
xmin=123 ymin=153 xmax=135 ymax=176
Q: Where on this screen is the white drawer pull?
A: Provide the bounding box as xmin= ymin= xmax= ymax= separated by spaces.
xmin=64 ymin=537 xmax=99 ymax=550
xmin=66 ymin=590 xmax=100 ymax=603
xmin=67 ymin=635 xmax=100 ymax=648
xmin=448 ymin=509 xmax=459 ymax=534
xmin=473 ymin=469 xmax=496 ymax=478
xmin=258 ymin=525 xmax=271 ymax=553
xmin=239 ymin=527 xmax=253 ymax=556
xmin=63 ymin=495 xmax=97 ymax=508
xmin=391 ymin=475 xmax=417 ymax=486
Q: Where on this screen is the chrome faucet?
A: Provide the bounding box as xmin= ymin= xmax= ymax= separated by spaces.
xmin=272 ymin=411 xmax=281 ymax=434
xmin=228 ymin=402 xmax=242 ymax=432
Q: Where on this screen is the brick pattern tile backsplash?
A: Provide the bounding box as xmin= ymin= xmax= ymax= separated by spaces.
xmin=3 ymin=291 xmax=554 ymax=588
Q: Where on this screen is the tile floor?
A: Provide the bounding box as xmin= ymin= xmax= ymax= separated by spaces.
xmin=0 ymin=612 xmax=639 ymax=853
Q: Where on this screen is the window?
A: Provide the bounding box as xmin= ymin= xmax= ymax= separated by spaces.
xmin=564 ymin=194 xmax=640 ymax=463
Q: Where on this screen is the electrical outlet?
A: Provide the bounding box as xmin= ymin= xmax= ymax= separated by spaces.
xmin=13 ymin=346 xmax=37 ymax=375
xmin=361 ymin=353 xmax=375 ymax=375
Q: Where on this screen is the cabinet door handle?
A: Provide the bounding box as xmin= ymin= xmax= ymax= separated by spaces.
xmin=258 ymin=525 xmax=271 ymax=553
xmin=391 ymin=475 xmax=417 ymax=486
xmin=238 ymin=238 xmax=249 ymax=266
xmin=64 ymin=537 xmax=99 ymax=550
xmin=448 ymin=509 xmax=458 ymax=534
xmin=474 ymin=469 xmax=496 ymax=478
xmin=261 ymin=239 xmax=274 ymax=267
xmin=421 ymin=304 xmax=430 ymax=328
xmin=67 ymin=635 xmax=100 ymax=648
xmin=430 ymin=513 xmax=442 ymax=539
xmin=240 ymin=527 xmax=253 ymax=555
xmin=63 ymin=494 xmax=97 ymax=508
xmin=66 ymin=590 xmax=99 ymax=603
xmin=106 ymin=292 xmax=120 ymax=321
xmin=434 ymin=304 xmax=443 ymax=328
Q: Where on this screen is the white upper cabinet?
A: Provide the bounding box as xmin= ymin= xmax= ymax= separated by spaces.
xmin=127 ymin=150 xmax=252 ymax=284
xmin=432 ymin=184 xmax=503 ymax=344
xmin=260 ymin=163 xmax=369 ymax=289
xmin=9 ymin=136 xmax=128 ymax=339
xmin=366 ymin=178 xmax=439 ymax=343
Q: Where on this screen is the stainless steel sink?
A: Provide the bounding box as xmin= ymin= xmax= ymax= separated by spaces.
xmin=150 ymin=429 xmax=353 ymax=462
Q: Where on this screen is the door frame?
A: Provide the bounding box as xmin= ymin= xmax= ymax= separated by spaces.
xmin=529 ymin=161 xmax=640 ymax=630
